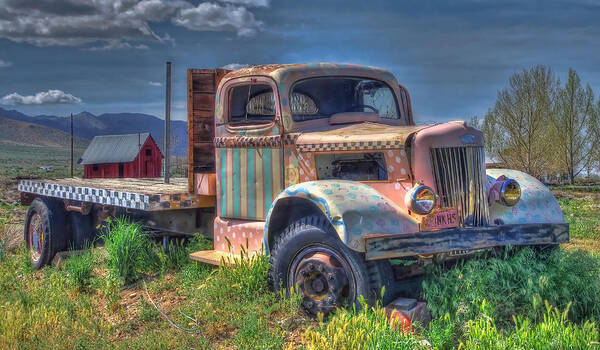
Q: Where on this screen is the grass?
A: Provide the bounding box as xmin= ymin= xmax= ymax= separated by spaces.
xmin=558 ymin=197 xmax=600 ymax=240
xmin=64 ymin=250 xmax=95 ymax=289
xmin=101 ymin=217 xmax=158 ymax=284
xmin=422 ymin=248 xmax=600 ymax=327
xmin=0 ymin=188 xmax=599 ymax=348
xmin=0 ymin=143 xmax=85 ymax=179
xmin=461 ymin=302 xmax=599 ymax=349
xmin=303 ymin=297 xmax=426 ymax=350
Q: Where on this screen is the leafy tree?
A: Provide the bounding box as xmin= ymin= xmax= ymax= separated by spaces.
xmin=482 ymin=66 xmax=557 ymax=178
xmin=550 ymin=69 xmax=598 ymax=184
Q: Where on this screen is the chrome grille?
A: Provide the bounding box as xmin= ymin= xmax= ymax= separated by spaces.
xmin=430 ymin=146 xmax=489 ymax=227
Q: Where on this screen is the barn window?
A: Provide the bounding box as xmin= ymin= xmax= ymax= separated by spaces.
xmin=145 ymin=148 xmax=152 ymax=156
xmin=92 ymin=165 xmax=98 ymax=171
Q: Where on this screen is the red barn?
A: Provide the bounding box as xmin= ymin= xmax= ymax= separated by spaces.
xmin=80 ymin=133 xmax=163 ymax=179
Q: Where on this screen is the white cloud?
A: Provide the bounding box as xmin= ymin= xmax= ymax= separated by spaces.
xmin=221 ymin=0 xmax=269 ymax=7
xmin=221 ymin=63 xmax=249 ymax=70
xmin=172 ymin=3 xmax=263 ymax=37
xmin=0 ymin=59 xmax=11 ymax=67
xmin=85 ymin=40 xmax=150 ymax=51
xmin=149 ymin=81 xmax=162 ymax=87
xmin=0 ymin=0 xmax=266 ymax=49
xmin=0 ymin=90 xmax=82 ymax=105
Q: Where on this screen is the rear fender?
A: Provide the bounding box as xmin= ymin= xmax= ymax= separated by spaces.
xmin=486 ymin=169 xmax=564 ymax=224
xmin=264 ymin=180 xmax=419 ymax=252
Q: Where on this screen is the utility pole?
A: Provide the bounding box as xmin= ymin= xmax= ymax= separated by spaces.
xmin=164 ymin=61 xmax=172 ymax=184
xmin=70 ymin=113 xmax=74 ymax=178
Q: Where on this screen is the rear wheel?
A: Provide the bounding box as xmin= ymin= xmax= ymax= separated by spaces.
xmin=24 ymin=197 xmax=66 ymax=269
xmin=269 ymin=216 xmax=380 ymax=316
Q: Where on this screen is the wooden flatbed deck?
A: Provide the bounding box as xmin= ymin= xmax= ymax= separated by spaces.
xmin=18 ymin=177 xmax=215 ymax=211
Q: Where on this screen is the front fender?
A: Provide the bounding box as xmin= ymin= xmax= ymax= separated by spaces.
xmin=486 ymin=169 xmax=565 ymax=224
xmin=265 ymin=180 xmax=419 ymax=252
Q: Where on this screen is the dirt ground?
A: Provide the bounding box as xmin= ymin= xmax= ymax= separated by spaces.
xmin=0 ymin=178 xmax=26 ymax=252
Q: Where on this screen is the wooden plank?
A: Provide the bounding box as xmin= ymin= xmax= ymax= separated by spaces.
xmin=33 ymin=177 xmax=189 ymax=194
xmin=191 ymin=72 xmax=216 ymax=92
xmin=364 ymin=223 xmax=569 ymax=260
xmin=187 ymin=68 xmax=231 ymax=194
xmin=189 ymin=249 xmax=262 ymax=266
xmin=193 ymin=142 xmax=215 ymax=171
xmin=193 ymin=118 xmax=214 ymax=140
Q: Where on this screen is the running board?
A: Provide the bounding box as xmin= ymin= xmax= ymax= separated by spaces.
xmin=189 ymin=249 xmax=261 ymax=266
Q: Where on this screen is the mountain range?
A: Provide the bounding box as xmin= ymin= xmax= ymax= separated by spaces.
xmin=0 ymin=107 xmax=188 ymax=156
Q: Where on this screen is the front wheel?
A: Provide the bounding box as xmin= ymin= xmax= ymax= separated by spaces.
xmin=269 ymin=216 xmax=375 ymax=316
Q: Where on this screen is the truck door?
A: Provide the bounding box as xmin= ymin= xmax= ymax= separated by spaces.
xmin=215 ymin=76 xmax=284 ymax=221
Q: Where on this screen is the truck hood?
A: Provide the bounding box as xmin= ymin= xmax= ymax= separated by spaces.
xmin=295 ymin=122 xmax=432 ymax=150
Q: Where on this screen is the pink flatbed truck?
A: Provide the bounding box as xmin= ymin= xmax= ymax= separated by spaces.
xmin=19 ymin=63 xmax=568 ymax=317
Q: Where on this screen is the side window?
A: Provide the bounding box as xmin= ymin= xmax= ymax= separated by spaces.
xmin=229 ymin=84 xmax=275 ymax=124
xmin=357 ymin=81 xmax=399 ymax=119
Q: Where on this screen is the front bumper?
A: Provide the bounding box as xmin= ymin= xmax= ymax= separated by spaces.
xmin=364 ymin=223 xmax=569 ymax=261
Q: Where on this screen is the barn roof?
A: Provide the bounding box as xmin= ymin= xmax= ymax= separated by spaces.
xmin=79 ymin=133 xmax=159 ymax=165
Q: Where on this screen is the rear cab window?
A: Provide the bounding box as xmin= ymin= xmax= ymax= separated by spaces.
xmin=229 ymin=84 xmax=275 ymax=125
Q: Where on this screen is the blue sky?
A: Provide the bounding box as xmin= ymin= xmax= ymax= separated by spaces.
xmin=0 ymin=0 xmax=599 ymax=122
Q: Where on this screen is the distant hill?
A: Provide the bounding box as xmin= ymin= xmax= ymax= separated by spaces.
xmin=0 ymin=108 xmax=188 ymax=156
xmin=0 ymin=116 xmax=90 ymax=149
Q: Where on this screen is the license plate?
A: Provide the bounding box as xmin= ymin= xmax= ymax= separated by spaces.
xmin=421 ymin=208 xmax=458 ymax=231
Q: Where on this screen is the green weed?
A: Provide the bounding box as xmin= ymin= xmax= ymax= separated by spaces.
xmin=64 ymin=250 xmax=95 ymax=289
xmin=101 ymin=217 xmax=157 ymax=284
xmin=422 ymin=247 xmax=600 ymax=329
xmin=303 ymin=297 xmax=425 ymax=350
xmin=461 ymin=301 xmax=599 ymax=349
xmin=138 ymin=298 xmax=160 ymax=322
xmin=157 ymin=235 xmax=212 ymax=272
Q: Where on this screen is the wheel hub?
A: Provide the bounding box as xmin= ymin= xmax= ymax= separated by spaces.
xmin=293 ymin=251 xmax=351 ymax=315
xmin=28 ymin=212 xmax=43 ymax=262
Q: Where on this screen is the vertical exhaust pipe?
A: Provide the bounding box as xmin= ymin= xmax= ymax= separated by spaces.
xmin=164 ymin=61 xmax=171 ymax=183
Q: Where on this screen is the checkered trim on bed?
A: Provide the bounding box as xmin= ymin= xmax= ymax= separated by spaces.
xmin=18 ymin=180 xmax=150 ymax=210
xmin=296 ymin=140 xmax=404 ymax=152
xmin=214 ymin=135 xmax=282 ymax=148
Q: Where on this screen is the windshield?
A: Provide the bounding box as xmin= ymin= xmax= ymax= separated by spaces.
xmin=291 ymin=77 xmax=400 ymax=122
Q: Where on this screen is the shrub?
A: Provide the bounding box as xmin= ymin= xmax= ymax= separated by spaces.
xmin=422 ymin=247 xmax=600 ymax=328
xmin=64 ymin=250 xmax=94 ymax=289
xmin=101 ymin=217 xmax=157 ymax=283
xmin=303 ymin=297 xmax=425 ymax=350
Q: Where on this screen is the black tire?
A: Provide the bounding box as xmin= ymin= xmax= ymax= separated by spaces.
xmin=269 ymin=215 xmax=379 ymax=316
xmin=69 ymin=212 xmax=95 ymax=250
xmin=367 ymin=259 xmax=400 ymax=305
xmin=24 ymin=197 xmax=67 ymax=269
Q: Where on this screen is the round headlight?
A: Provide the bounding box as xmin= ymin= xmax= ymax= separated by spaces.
xmin=407 ymin=185 xmax=437 ymax=215
xmin=500 ymin=179 xmax=521 ymax=206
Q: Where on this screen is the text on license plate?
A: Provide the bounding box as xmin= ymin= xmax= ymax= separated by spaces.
xmin=421 ymin=208 xmax=458 ymax=230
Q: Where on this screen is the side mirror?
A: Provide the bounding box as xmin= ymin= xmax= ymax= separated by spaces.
xmin=398 ymin=84 xmax=414 ymax=125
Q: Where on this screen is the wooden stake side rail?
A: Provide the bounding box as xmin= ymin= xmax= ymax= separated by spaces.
xmin=18 ymin=178 xmax=215 ymax=211
xmin=364 ymin=223 xmax=569 ymax=260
